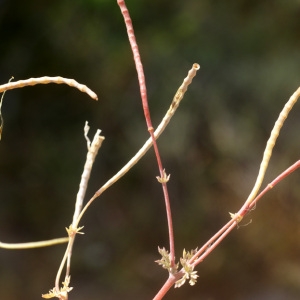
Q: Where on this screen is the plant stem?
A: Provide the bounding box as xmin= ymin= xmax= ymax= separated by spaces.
xmin=0 ymin=237 xmax=68 ymax=249
xmin=117 ymin=0 xmax=176 ymax=264
xmin=244 ymin=87 xmax=300 ymax=207
xmin=153 ymin=274 xmax=181 ymax=300
xmin=154 ymin=158 xmax=299 ymax=298
xmin=0 ymin=76 xmax=98 ymax=100
xmin=191 ymin=159 xmax=300 ymax=268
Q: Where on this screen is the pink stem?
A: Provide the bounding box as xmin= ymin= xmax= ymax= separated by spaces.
xmin=191 ymin=160 xmax=300 ymax=267
xmin=153 ymin=274 xmax=181 ymax=300
xmin=117 ymin=0 xmax=175 ymax=265
xmin=249 ymin=160 xmax=300 ymax=205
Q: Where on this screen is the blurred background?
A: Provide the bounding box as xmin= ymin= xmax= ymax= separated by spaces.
xmin=1 ymin=0 xmax=300 ymax=299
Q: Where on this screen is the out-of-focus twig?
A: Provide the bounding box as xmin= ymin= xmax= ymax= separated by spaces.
xmin=0 ymin=76 xmax=98 ymax=100
xmin=0 ymin=237 xmax=68 ymax=249
xmin=242 ymin=86 xmax=300 ymax=208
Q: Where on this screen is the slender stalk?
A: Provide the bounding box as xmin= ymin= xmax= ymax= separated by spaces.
xmin=190 ymin=160 xmax=300 ymax=268
xmin=192 ymin=222 xmax=237 ymax=267
xmin=0 ymin=77 xmax=14 ymax=140
xmin=243 ymin=87 xmax=300 ymax=207
xmin=239 ymin=159 xmax=300 ymax=215
xmin=153 ymin=274 xmax=181 ymax=300
xmin=72 ymin=123 xmax=104 ymax=225
xmin=55 ymin=239 xmax=74 ymax=292
xmin=60 ymin=124 xmax=104 ymax=290
xmin=0 ymin=76 xmax=98 ymax=100
xmin=65 ymin=124 xmax=104 ymax=278
xmin=117 ymin=0 xmax=176 ymax=263
xmin=0 ymin=237 xmax=68 ymax=249
xmin=116 ymin=1 xmax=200 ymax=269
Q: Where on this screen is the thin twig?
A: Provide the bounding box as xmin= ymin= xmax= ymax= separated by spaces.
xmin=55 ymin=238 xmax=74 ymax=293
xmin=242 ymin=159 xmax=300 ymax=213
xmin=153 ymin=274 xmax=181 ymax=300
xmin=190 ymin=160 xmax=300 ymax=268
xmin=243 ymin=86 xmax=300 ymax=207
xmin=0 ymin=76 xmax=98 ymax=100
xmin=0 ymin=90 xmax=5 ymax=140
xmin=54 ymin=122 xmax=104 ymax=293
xmin=117 ymin=0 xmax=200 ymax=266
xmin=72 ymin=122 xmax=105 ymax=224
xmin=0 ymin=77 xmax=14 ymax=140
xmin=0 ymin=237 xmax=68 ymax=249
xmin=117 ymin=0 xmax=175 ymax=260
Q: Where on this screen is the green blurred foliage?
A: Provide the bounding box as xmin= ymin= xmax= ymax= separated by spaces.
xmin=0 ymin=0 xmax=300 ymax=299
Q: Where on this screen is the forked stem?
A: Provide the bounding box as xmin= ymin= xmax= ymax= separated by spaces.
xmin=243 ymin=86 xmax=300 ymax=208
xmin=153 ymin=160 xmax=300 ymax=300
xmin=189 ymin=87 xmax=300 ymax=269
xmin=190 ymin=159 xmax=300 ymax=269
xmin=153 ymin=87 xmax=300 ymax=299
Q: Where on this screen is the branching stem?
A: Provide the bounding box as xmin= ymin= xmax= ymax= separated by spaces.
xmin=243 ymin=87 xmax=300 ymax=207
xmin=55 ymin=123 xmax=104 ymax=293
xmin=153 ymin=87 xmax=300 ymax=299
xmin=190 ymin=87 xmax=300 ymax=267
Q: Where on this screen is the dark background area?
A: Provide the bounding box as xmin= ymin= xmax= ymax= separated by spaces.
xmin=1 ymin=0 xmax=300 ymax=299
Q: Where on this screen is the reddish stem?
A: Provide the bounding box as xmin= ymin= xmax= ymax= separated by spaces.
xmin=117 ymin=0 xmax=175 ymax=265
xmin=153 ymin=273 xmax=181 ymax=300
xmin=190 ymin=160 xmax=300 ymax=268
xmin=247 ymin=159 xmax=300 ymax=207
